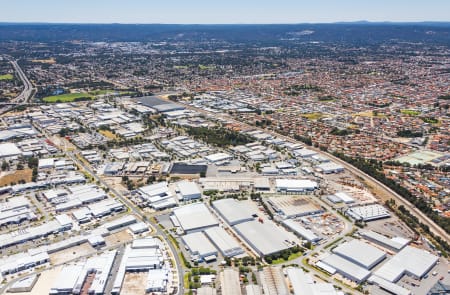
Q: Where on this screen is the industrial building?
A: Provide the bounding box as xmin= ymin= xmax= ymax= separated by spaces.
xmin=281 ymin=219 xmax=321 ymax=244
xmin=212 ymin=198 xmax=256 ymax=225
xmin=268 ymin=195 xmax=323 ymax=218
xmin=0 ymin=196 xmax=36 ymax=226
xmin=318 ymin=253 xmax=371 ymax=283
xmin=0 ymin=142 xmax=22 ymax=158
xmin=275 ymin=179 xmax=318 ymax=193
xmin=360 ymin=230 xmax=410 ymax=252
xmin=176 ymin=181 xmax=202 ymax=201
xmin=172 ymin=203 xmax=219 ymax=233
xmin=373 ymin=246 xmax=438 ymax=282
xmin=327 ymin=192 xmax=355 ymax=204
xmin=332 ymin=239 xmax=386 ymax=269
xmin=137 ymin=181 xmax=177 ymax=210
xmin=233 ymin=219 xmax=297 ymax=257
xmin=220 ymin=268 xmax=242 ymax=295
xmin=205 ymin=152 xmax=233 ymax=164
xmin=286 ymin=267 xmax=339 ymax=295
xmin=346 ymin=204 xmax=391 ymax=221
xmin=316 ymin=162 xmax=344 ymax=174
xmin=137 ymin=96 xmax=185 ymax=113
xmin=260 ymin=266 xmax=289 ymax=295
xmin=204 ymin=226 xmax=245 ymax=258
xmin=182 ymin=231 xmax=218 ymax=262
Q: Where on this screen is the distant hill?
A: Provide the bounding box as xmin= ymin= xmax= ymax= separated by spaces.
xmin=0 ymin=23 xmax=449 ymax=44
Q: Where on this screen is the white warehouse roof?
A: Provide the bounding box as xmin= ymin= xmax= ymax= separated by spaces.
xmin=275 ymin=179 xmax=318 ymax=192
xmin=233 ymin=219 xmax=297 ymax=257
xmin=373 ymin=246 xmax=438 ymax=282
xmin=0 ymin=143 xmax=21 ymax=158
xmin=332 ymin=239 xmax=386 ymax=269
xmin=204 ymin=226 xmax=244 ymax=258
xmin=320 ymin=254 xmax=371 ymax=283
xmin=282 ymin=219 xmax=321 ymax=243
xmin=177 ymin=181 xmax=201 ymax=200
xmin=212 ymin=198 xmax=256 ymax=225
xmin=182 ymin=232 xmax=218 ymax=259
xmin=172 ymin=203 xmax=218 ymax=233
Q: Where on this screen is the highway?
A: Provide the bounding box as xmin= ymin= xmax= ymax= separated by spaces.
xmin=0 ymin=59 xmax=35 ymax=115
xmin=162 ymin=96 xmax=450 ymax=243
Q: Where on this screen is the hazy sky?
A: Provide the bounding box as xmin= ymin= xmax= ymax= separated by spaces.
xmin=1 ymin=0 xmax=449 ymax=24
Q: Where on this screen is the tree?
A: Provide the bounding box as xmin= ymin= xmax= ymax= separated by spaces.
xmin=1 ymin=160 xmax=9 ymax=171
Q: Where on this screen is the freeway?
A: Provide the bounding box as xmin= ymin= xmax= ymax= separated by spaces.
xmin=160 ymin=95 xmax=450 ymax=243
xmin=0 ymin=59 xmax=35 ymax=115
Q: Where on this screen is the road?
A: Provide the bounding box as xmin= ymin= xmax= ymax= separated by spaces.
xmin=0 ymin=59 xmax=35 ymax=115
xmin=32 ymin=126 xmax=184 ymax=295
xmin=161 ymin=96 xmax=450 ymax=243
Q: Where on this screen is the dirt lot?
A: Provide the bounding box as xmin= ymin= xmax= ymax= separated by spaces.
xmin=0 ymin=169 xmax=32 ymax=186
xmin=9 ymin=266 xmax=62 ymax=295
xmin=49 ymin=243 xmax=95 ymax=265
xmin=121 ymin=272 xmax=147 ymax=295
xmin=104 ymin=229 xmax=133 ymax=247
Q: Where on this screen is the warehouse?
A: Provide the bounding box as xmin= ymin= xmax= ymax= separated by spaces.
xmin=316 ymin=162 xmax=344 ymax=174
xmin=172 ymin=203 xmax=219 ymax=233
xmin=275 ymin=179 xmax=318 ymax=193
xmin=233 ymin=219 xmax=297 ymax=257
xmin=360 ymin=230 xmax=410 ymax=252
xmin=293 ymin=148 xmax=317 ymax=158
xmin=49 ymin=264 xmax=84 ymax=294
xmin=0 ymin=196 xmax=35 ymax=226
xmin=286 ymin=267 xmax=338 ymax=295
xmin=281 ymin=219 xmax=321 ymax=244
xmin=137 ymin=181 xmax=177 ymax=209
xmin=137 ymin=96 xmax=185 ymax=113
xmin=212 ymin=198 xmax=256 ymax=225
xmin=373 ymin=245 xmax=438 ymax=282
xmin=368 ymin=275 xmax=411 ymax=295
xmin=332 ymin=239 xmax=386 ymax=269
xmin=268 ymin=195 xmax=323 ymax=218
xmin=0 ymin=251 xmax=49 ymax=276
xmin=87 ymin=198 xmax=125 ymax=218
xmin=346 ymin=204 xmax=391 ymax=221
xmin=182 ymin=231 xmax=218 ymax=262
xmin=146 ymin=269 xmax=169 ymax=293
xmin=170 ymin=163 xmax=208 ymax=176
xmin=205 ymin=152 xmax=233 ymax=163
xmin=319 ymin=254 xmax=371 ymax=283
xmin=0 ymin=143 xmax=22 ymax=158
xmin=204 ymin=226 xmax=245 ymax=258
xmin=260 ymin=266 xmax=289 ymax=295
xmin=176 ymin=181 xmax=201 ymax=200
xmin=329 ymin=192 xmax=355 ymax=204
xmin=220 ymin=268 xmax=242 ymax=295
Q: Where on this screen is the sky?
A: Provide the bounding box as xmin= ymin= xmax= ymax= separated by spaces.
xmin=0 ymin=0 xmax=449 ymax=24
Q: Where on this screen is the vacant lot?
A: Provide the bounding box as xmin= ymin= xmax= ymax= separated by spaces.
xmin=0 ymin=169 xmax=32 ymax=186
xmin=104 ymin=229 xmax=133 ymax=247
xmin=11 ymin=266 xmax=62 ymax=295
xmin=301 ymin=112 xmax=326 ymax=120
xmin=49 ymin=243 xmax=95 ymax=265
xmin=0 ymin=73 xmax=13 ymax=80
xmin=121 ymin=272 xmax=147 ymax=295
xmin=99 ymin=129 xmax=118 ymax=140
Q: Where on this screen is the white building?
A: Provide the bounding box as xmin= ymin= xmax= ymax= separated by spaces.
xmin=176 ymin=181 xmax=201 ymax=201
xmin=275 ymin=179 xmax=318 ymax=193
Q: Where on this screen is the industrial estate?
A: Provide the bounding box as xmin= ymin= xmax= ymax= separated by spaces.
xmin=0 ymin=22 xmax=449 ymax=295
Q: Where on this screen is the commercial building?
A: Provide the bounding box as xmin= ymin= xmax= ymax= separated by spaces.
xmin=332 ymin=239 xmax=386 ymax=269
xmin=182 ymin=231 xmax=218 ymax=262
xmin=360 ymin=230 xmax=410 ymax=252
xmin=373 ymin=246 xmax=438 ymax=282
xmin=172 ymin=203 xmax=219 ymax=233
xmin=275 ymin=179 xmax=318 ymax=193
xmin=176 ymin=181 xmax=202 ymax=201
xmin=0 ymin=196 xmax=36 ymax=226
xmin=220 ymin=268 xmax=242 ymax=295
xmin=204 ymin=226 xmax=244 ymax=258
xmin=286 ymin=267 xmax=339 ymax=295
xmin=212 ymin=198 xmax=256 ymax=225
xmin=233 ymin=219 xmax=297 ymax=257
xmin=346 ymin=204 xmax=391 ymax=221
xmin=318 ymin=254 xmax=371 ymax=283
xmin=281 ymin=219 xmax=321 ymax=244
xmin=268 ymin=195 xmax=323 ymax=218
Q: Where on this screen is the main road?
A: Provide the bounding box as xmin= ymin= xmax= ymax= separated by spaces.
xmin=159 ymin=95 xmax=450 ymax=243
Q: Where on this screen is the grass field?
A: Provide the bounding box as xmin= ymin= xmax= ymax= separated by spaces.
xmin=99 ymin=129 xmax=118 ymax=140
xmin=0 ymin=169 xmax=32 ymax=186
xmin=0 ymin=74 xmax=14 ymax=81
xmin=271 ymin=252 xmax=303 ymax=264
xmin=400 ymin=109 xmax=421 ymax=116
xmin=42 ymin=92 xmax=93 ymax=102
xmin=301 ymin=112 xmax=326 ymax=120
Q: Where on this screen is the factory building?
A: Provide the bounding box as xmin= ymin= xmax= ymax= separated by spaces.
xmin=212 ymin=198 xmax=256 ymax=226
xmin=172 ymin=203 xmax=219 ymax=234
xmin=275 ymin=179 xmax=318 ymax=193
xmin=176 ymin=181 xmax=202 ymax=201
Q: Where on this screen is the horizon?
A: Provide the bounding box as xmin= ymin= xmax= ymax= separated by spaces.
xmin=1 ymin=0 xmax=449 ymax=24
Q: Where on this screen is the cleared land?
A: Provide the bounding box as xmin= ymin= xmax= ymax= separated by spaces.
xmin=301 ymin=112 xmax=326 ymax=120
xmin=10 ymin=266 xmax=62 ymax=295
xmin=0 ymin=169 xmax=32 ymax=186
xmin=99 ymin=129 xmax=119 ymax=140
xmin=400 ymin=109 xmax=421 ymax=116
xmin=104 ymin=229 xmax=133 ymax=247
xmin=0 ymin=74 xmax=14 ymax=80
xmin=49 ymin=243 xmax=95 ymax=265
xmin=121 ymin=272 xmax=147 ymax=295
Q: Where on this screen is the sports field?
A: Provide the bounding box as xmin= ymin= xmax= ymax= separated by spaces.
xmin=0 ymin=74 xmax=13 ymax=80
xmin=396 ymin=150 xmax=442 ymax=165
